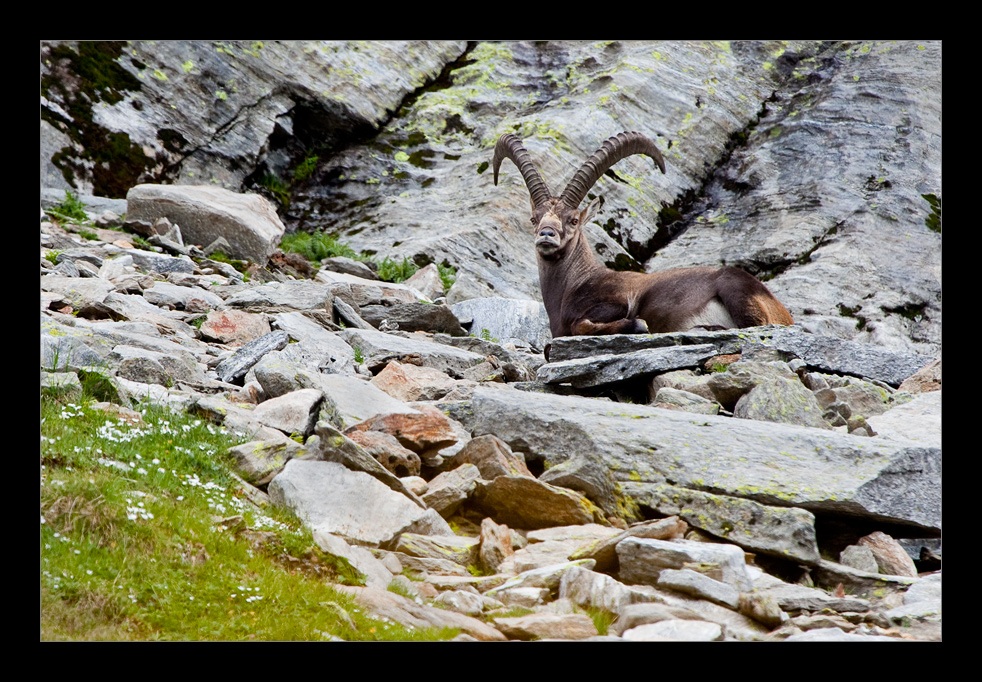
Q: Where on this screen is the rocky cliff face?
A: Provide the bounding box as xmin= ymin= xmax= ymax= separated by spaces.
xmin=40 ymin=40 xmax=941 ymax=641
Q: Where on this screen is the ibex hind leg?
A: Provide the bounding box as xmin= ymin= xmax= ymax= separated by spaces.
xmin=715 ymin=268 xmax=794 ymax=327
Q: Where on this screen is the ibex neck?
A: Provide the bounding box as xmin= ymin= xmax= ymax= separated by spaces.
xmin=537 ymin=230 xmax=603 ymax=325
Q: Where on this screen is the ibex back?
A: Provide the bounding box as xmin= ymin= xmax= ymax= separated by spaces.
xmin=492 ymin=131 xmax=794 ymax=340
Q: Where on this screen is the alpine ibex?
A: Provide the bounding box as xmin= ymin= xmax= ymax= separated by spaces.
xmin=492 ymin=131 xmax=794 ymax=340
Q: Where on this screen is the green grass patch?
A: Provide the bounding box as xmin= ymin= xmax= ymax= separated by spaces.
xmin=279 ymin=231 xmax=360 ymax=263
xmin=279 ymin=230 xmax=451 ymax=287
xmin=40 ymin=390 xmax=456 ymax=641
xmin=375 ymin=255 xmax=419 ymax=283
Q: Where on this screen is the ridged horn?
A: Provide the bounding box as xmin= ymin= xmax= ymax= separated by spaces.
xmin=559 ymin=131 xmax=666 ymax=209
xmin=492 ymin=133 xmax=553 ymax=209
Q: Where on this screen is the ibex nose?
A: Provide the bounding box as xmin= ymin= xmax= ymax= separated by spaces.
xmin=538 ymin=226 xmax=556 ymax=239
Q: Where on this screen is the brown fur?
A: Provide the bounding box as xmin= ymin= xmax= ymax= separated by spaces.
xmin=493 ymin=131 xmax=794 ymax=340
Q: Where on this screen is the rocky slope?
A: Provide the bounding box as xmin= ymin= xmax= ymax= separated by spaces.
xmin=41 ymin=187 xmax=939 ymax=640
xmin=40 ymin=40 xmax=941 ymax=641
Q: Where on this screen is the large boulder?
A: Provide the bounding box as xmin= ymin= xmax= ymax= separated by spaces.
xmin=126 ymin=184 xmax=285 ymax=264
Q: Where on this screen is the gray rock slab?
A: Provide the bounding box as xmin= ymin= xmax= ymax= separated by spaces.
xmin=312 ymin=531 xmax=395 ymax=590
xmin=142 ymin=280 xmax=226 ymax=312
xmin=268 ymin=459 xmax=452 ymax=547
xmin=547 ymin=326 xmax=936 ymax=387
xmin=760 ymin=326 xmax=937 ymax=387
xmin=537 ymin=344 xmax=720 ymax=388
xmin=318 ymin=372 xmax=419 ymax=427
xmin=754 ymin=579 xmax=871 ymax=614
xmin=270 ymin=311 xmax=359 ymax=374
xmin=315 ymin=269 xmax=428 ymax=306
xmin=116 ymin=247 xmax=197 ymax=275
xmin=616 ymin=537 xmax=753 ymax=592
xmin=450 ymin=297 xmax=552 ymax=351
xmin=466 ymin=386 xmax=941 ymax=533
xmin=340 ymin=327 xmax=487 ymax=377
xmin=310 ymin=421 xmax=426 ymax=508
xmin=619 ymin=484 xmax=820 ymax=564
xmin=126 ymin=184 xmax=285 ymax=265
xmin=215 ymin=330 xmax=290 ymax=384
xmin=656 ymin=569 xmax=741 ymax=609
xmin=559 ymin=565 xmax=660 ymax=614
xmin=622 ymin=619 xmax=723 ymax=642
xmin=546 ymin=328 xmax=751 ymax=363
xmin=335 ymin=584 xmax=507 ymax=641
xmin=224 ymin=280 xmax=334 ymax=312
xmin=867 ymin=391 xmax=941 ymax=448
xmin=41 ymin=317 xmax=115 ymax=370
xmin=252 ymin=387 xmax=324 ymax=438
xmin=108 ymin=343 xmax=207 ymax=386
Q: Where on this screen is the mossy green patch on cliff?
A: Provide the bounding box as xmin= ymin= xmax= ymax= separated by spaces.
xmin=401 ymin=42 xmax=515 ymax=148
xmin=922 ymin=193 xmax=941 ymax=233
xmin=42 ymin=41 xmax=154 ymax=196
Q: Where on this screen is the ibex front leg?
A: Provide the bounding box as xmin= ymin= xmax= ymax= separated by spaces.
xmin=568 ymin=300 xmax=650 ymax=336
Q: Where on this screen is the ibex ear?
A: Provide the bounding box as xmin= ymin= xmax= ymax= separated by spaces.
xmin=578 ymin=198 xmax=601 ymax=226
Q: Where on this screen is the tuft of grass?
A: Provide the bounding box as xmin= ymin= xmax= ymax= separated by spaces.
xmin=280 ymin=231 xmax=360 ymax=263
xmin=583 ymin=606 xmax=617 ymax=636
xmin=47 ymin=190 xmax=91 ymax=225
xmin=40 ymin=388 xmax=455 ymax=641
xmin=437 ymin=263 xmax=456 ymax=291
xmin=259 ymin=173 xmax=291 ymax=207
xmin=279 ymin=230 xmax=434 ymax=287
xmin=292 ymin=155 xmax=320 ymax=182
xmin=207 ymin=251 xmax=250 ymax=278
xmin=375 ymin=256 xmax=419 ymax=284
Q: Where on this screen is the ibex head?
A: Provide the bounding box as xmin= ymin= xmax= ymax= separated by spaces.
xmin=492 ymin=131 xmax=666 ymax=259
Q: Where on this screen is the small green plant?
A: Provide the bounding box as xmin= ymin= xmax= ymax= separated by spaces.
xmin=386 ymin=579 xmax=418 ymax=600
xmin=293 ymin=155 xmax=320 ymax=182
xmin=129 ymin=234 xmax=152 ymax=250
xmin=208 ymin=251 xmax=250 ymax=278
xmin=922 ymin=193 xmax=941 ymax=233
xmin=466 ymin=564 xmax=494 ymax=578
xmin=259 ymin=173 xmax=292 ymax=207
xmin=437 ymin=263 xmax=457 ymax=291
xmin=280 ymin=231 xmax=359 ymax=263
xmin=582 ymin=606 xmax=617 ymax=636
xmin=375 ymin=256 xmax=419 ymax=284
xmin=47 ymin=190 xmax=91 ymax=225
xmin=278 ymin=230 xmax=427 ymax=285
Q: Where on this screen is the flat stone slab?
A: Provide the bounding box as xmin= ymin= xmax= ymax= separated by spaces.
xmin=466 ymin=386 xmax=941 ymax=534
xmin=536 ymin=344 xmax=719 ymax=388
xmin=545 ymin=325 xmax=936 ymax=387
